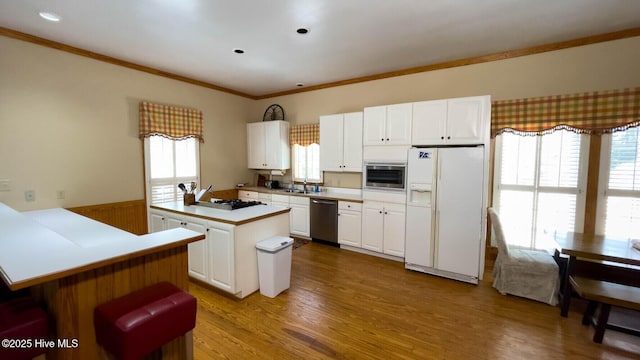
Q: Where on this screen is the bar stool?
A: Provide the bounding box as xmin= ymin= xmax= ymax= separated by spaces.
xmin=94 ymin=282 xmax=197 ymax=360
xmin=0 ymin=296 xmax=49 ymax=360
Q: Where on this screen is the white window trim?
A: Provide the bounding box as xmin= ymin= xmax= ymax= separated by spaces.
xmin=143 ymin=137 xmax=200 ymax=207
xmin=291 ymin=143 xmax=322 ymax=183
xmin=492 ymin=132 xmax=590 ymax=248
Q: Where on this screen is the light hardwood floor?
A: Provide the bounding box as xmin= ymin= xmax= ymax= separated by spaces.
xmin=191 ymin=242 xmax=640 ymax=359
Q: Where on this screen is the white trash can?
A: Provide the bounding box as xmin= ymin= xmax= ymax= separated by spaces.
xmin=256 ymin=236 xmax=294 ymax=298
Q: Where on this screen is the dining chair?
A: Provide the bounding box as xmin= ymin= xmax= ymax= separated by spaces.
xmin=488 ymin=208 xmax=560 ymax=305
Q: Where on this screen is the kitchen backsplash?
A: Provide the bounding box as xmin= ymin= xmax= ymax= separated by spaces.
xmin=247 ymin=170 xmax=362 ymax=189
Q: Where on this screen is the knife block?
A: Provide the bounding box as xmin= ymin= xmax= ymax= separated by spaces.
xmin=197 ymin=191 xmax=212 ymax=203
xmin=183 ymin=194 xmax=196 ymax=206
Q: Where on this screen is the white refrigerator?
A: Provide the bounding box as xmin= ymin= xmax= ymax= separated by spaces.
xmin=405 ymin=147 xmax=485 ymax=284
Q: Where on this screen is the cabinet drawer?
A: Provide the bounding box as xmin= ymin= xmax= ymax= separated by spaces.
xmin=289 ymin=196 xmax=310 ymax=205
xmin=259 ymin=193 xmax=272 ymax=201
xmin=238 ymin=190 xmax=258 ymax=199
xmin=272 ymin=194 xmax=289 ymax=203
xmin=339 ymin=201 xmax=362 ymax=212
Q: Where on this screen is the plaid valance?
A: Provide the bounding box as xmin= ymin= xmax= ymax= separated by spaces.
xmin=290 ymin=123 xmax=319 ymax=146
xmin=491 ymin=87 xmax=640 ymax=137
xmin=139 ymin=101 xmax=203 ymax=141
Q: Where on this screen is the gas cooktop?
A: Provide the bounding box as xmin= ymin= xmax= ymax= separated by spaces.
xmin=199 ymin=199 xmax=264 ymax=210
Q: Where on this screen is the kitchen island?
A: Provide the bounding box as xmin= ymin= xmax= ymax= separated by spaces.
xmin=150 ymin=201 xmax=290 ymax=298
xmin=0 ymin=202 xmax=204 ymax=360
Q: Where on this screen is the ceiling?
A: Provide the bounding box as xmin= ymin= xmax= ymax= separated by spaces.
xmin=1 ymin=0 xmax=640 ymax=98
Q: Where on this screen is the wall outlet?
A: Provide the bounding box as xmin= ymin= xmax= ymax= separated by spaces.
xmin=56 ymin=190 xmax=66 ymax=199
xmin=25 ymin=190 xmax=35 ymax=202
xmin=0 ymin=179 xmax=9 ymax=191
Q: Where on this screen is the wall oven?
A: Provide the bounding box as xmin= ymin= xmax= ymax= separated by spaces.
xmin=364 ymin=162 xmax=406 ymax=191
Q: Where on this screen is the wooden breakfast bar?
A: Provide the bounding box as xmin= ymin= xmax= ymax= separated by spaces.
xmin=0 ymin=202 xmax=205 ymax=360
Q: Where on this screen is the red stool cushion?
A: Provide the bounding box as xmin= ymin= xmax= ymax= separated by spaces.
xmin=0 ymin=297 xmax=48 ymax=360
xmin=94 ymin=282 xmax=196 ymax=360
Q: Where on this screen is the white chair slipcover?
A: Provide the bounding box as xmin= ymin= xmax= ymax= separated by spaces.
xmin=489 ymin=208 xmax=560 ymax=306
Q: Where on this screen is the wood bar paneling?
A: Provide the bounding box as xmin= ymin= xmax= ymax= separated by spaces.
xmin=212 ymin=189 xmax=238 ymax=201
xmin=31 ymin=246 xmax=191 ymax=360
xmin=67 ymin=199 xmax=147 ymax=235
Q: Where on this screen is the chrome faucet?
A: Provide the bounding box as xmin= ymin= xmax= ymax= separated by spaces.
xmin=303 ymin=179 xmax=308 ymax=194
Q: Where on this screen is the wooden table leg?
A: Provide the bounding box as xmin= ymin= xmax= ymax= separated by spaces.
xmin=593 ymin=304 xmax=611 ymax=343
xmin=560 ymin=255 xmax=576 ymax=317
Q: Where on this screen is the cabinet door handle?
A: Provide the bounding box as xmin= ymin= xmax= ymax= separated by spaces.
xmin=381 ymin=138 xmax=384 ymax=142
xmin=379 ymin=210 xmax=382 ymax=214
xmin=447 ymin=136 xmax=451 ymax=139
xmin=441 ymin=136 xmax=444 ymax=140
xmin=386 ymin=138 xmax=389 ymax=141
xmin=384 ymin=211 xmax=388 ymax=215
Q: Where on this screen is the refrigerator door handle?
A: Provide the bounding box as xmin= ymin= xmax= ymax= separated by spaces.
xmin=433 ymin=209 xmax=440 ymax=267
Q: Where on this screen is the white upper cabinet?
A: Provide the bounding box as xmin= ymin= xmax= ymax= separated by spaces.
xmin=247 ymin=120 xmax=290 ymax=170
xmin=411 ymin=100 xmax=448 ymax=145
xmin=320 ymin=112 xmax=363 ymax=172
xmin=446 ymin=96 xmax=488 ymax=144
xmin=412 ymin=95 xmax=489 ymax=146
xmin=363 ymin=103 xmax=412 ymax=146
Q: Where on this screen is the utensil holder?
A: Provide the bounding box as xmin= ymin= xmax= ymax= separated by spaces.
xmin=183 ymin=194 xmax=196 ymax=206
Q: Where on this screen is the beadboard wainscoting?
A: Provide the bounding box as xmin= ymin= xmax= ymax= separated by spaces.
xmin=67 ymin=199 xmax=148 ymax=235
xmin=66 ymin=190 xmax=239 ymax=236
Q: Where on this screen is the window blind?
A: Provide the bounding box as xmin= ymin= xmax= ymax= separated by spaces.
xmin=494 ymin=131 xmax=585 ymax=249
xmin=602 ymin=128 xmax=640 ymax=238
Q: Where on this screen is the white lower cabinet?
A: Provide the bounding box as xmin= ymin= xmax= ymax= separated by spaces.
xmin=185 ymin=221 xmax=208 ymax=282
xmin=206 ymin=221 xmax=234 ymax=292
xmin=149 ymin=209 xmax=235 ymax=292
xmin=361 ymin=201 xmax=405 ymax=257
xmin=289 ymin=196 xmax=310 ymax=237
xmin=258 ymin=193 xmax=272 ymax=205
xmin=338 ymin=201 xmax=362 ymax=247
xmin=271 ymin=194 xmax=289 ymax=208
xmin=271 ymin=194 xmax=310 ymax=237
xmin=238 ymin=190 xmax=258 ymax=202
xmin=149 ymin=206 xmax=290 ymax=298
xmin=149 ymin=210 xmax=208 ymax=282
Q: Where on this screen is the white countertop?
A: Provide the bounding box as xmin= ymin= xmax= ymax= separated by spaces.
xmin=0 ymin=203 xmax=204 ymax=290
xmin=150 ymin=201 xmax=291 ymax=225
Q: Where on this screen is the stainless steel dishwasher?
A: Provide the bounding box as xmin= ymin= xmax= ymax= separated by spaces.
xmin=310 ymin=198 xmax=338 ymax=245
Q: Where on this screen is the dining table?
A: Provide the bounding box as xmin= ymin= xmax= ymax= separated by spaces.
xmin=552 ymin=232 xmax=640 ymax=336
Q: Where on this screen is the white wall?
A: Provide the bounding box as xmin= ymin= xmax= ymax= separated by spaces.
xmin=250 ymin=36 xmax=640 ymax=188
xmin=0 ymin=36 xmax=253 ymax=210
xmin=2 ymin=34 xmax=639 ymax=209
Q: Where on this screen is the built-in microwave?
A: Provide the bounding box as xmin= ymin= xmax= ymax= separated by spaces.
xmin=363 ymin=162 xmax=406 ymax=191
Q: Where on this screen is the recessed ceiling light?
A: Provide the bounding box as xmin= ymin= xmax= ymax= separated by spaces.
xmin=39 ymin=12 xmax=61 ymax=22
xmin=296 ymin=28 xmax=309 ymax=34
xmin=233 ymin=48 xmax=245 ymax=54
xmin=296 ymin=83 xmax=304 ymax=87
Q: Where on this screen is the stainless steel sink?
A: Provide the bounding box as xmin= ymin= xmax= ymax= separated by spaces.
xmin=285 ymin=189 xmax=305 ymax=194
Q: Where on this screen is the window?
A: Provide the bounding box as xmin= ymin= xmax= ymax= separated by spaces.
xmin=493 ymin=130 xmax=589 ymax=249
xmin=597 ymin=128 xmax=640 ymax=239
xmin=144 ymin=136 xmax=199 ymax=204
xmin=292 ymin=143 xmax=321 ymax=183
